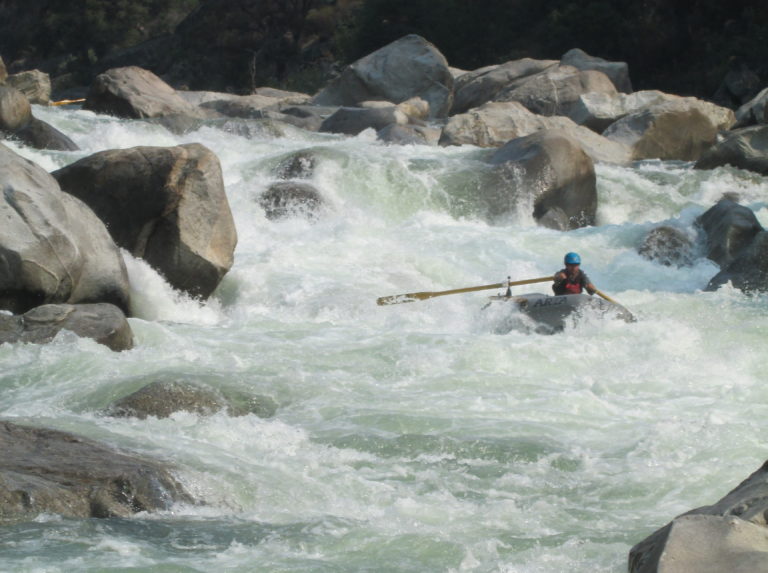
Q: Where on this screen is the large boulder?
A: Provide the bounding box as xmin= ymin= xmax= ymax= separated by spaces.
xmin=313 ymin=34 xmax=454 ymax=118
xmin=560 ymin=48 xmax=632 ymax=93
xmin=629 ymin=460 xmax=768 ymax=573
xmin=706 ymin=230 xmax=768 ymax=293
xmin=53 ymin=143 xmax=237 ymax=299
xmin=450 ymin=58 xmax=558 ymax=115
xmin=493 ymin=64 xmax=618 ymax=118
xmin=695 ymin=198 xmax=763 ymax=268
xmin=694 ymin=125 xmax=768 ymax=175
xmin=439 ymin=101 xmax=632 ymax=165
xmin=485 ymin=129 xmax=597 ymax=229
xmin=0 ymin=85 xmax=78 ymax=151
xmin=5 ymin=69 xmax=51 ymax=105
xmin=0 ymin=303 xmax=134 ymax=351
xmin=0 ymin=143 xmax=130 ymax=315
xmin=0 ymin=420 xmax=193 ymax=520
xmin=319 ymin=105 xmax=408 ymax=135
xmin=603 ymin=97 xmax=736 ymax=161
xmin=84 ymin=66 xmax=203 ymax=119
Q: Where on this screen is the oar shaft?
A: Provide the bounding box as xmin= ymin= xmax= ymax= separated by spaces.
xmin=377 ymin=276 xmax=552 ymax=306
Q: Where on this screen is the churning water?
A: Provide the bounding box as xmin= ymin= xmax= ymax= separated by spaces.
xmin=2 ymin=104 xmax=768 ymax=572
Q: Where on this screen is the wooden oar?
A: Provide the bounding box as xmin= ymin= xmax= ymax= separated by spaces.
xmin=377 ymin=276 xmax=552 ymax=306
xmin=49 ymin=98 xmax=85 ymax=106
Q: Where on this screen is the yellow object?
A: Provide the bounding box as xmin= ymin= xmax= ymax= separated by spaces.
xmin=377 ymin=276 xmax=553 ymax=306
xmin=49 ymin=98 xmax=86 ymax=106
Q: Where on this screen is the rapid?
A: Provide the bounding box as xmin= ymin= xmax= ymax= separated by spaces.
xmin=2 ymin=104 xmax=768 ymax=572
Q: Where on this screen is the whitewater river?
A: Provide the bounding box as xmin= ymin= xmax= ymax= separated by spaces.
xmin=2 ymin=104 xmax=768 ymax=572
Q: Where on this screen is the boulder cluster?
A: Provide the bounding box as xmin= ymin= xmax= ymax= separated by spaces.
xmin=3 ymin=35 xmax=768 ymax=558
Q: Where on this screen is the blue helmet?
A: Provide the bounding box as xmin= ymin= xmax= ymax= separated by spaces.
xmin=564 ymin=252 xmax=581 ymax=265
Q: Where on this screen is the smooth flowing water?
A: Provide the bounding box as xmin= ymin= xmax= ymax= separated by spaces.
xmin=2 ymin=105 xmax=768 ymax=572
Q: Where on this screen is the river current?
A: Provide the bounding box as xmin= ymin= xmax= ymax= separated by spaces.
xmin=2 ymin=104 xmax=767 ymax=572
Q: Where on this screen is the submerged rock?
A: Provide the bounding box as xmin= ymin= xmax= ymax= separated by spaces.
xmin=107 ymin=378 xmax=277 ymax=419
xmin=0 ymin=420 xmax=193 ymax=521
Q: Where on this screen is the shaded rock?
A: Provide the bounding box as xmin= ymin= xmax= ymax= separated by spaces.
xmin=638 ymin=226 xmax=696 ymax=267
xmin=603 ymin=97 xmax=736 ymax=161
xmin=486 ymin=129 xmax=596 ymax=229
xmin=0 ymin=143 xmax=130 ymax=315
xmin=0 ymin=303 xmax=133 ymax=351
xmin=0 ymin=420 xmax=193 ymax=521
xmin=695 ymin=125 xmax=768 ymax=175
xmin=377 ymin=124 xmax=429 ymax=145
xmin=259 ymin=181 xmax=326 ymax=221
xmin=313 ymin=34 xmax=453 ymax=118
xmin=0 ymin=56 xmax=6 ymax=83
xmin=273 ymin=150 xmax=318 ymax=179
xmin=706 ymin=230 xmax=768 ymax=293
xmin=733 ymin=86 xmax=768 ymax=128
xmin=629 ymin=460 xmax=768 ymax=573
xmin=84 ymin=66 xmax=203 ymax=119
xmin=560 ymin=48 xmax=632 ymax=93
xmin=12 ymin=116 xmax=79 ymax=151
xmin=320 ymin=105 xmax=407 ymax=135
xmin=450 ymin=58 xmax=558 ymax=115
xmin=712 ymin=58 xmax=762 ymax=110
xmin=5 ymin=69 xmax=51 ymax=105
xmin=0 ymin=84 xmax=32 ymax=131
xmin=696 ymin=198 xmax=763 ymax=268
xmin=53 ymin=143 xmax=237 ymax=299
xmin=279 ymin=105 xmax=339 ymax=131
xmin=107 ymin=379 xmax=277 ymax=419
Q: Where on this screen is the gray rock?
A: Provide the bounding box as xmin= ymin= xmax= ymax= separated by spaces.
xmin=603 ymin=97 xmax=736 ymax=161
xmin=0 ymin=85 xmax=32 ymax=131
xmin=695 ymin=125 xmax=768 ymax=175
xmin=638 ymin=226 xmax=696 ymax=267
xmin=259 ymin=181 xmax=326 ymax=221
xmin=0 ymin=303 xmax=133 ymax=351
xmin=313 ymin=34 xmax=453 ymax=118
xmin=0 ymin=143 xmax=130 ymax=315
xmin=706 ymin=230 xmax=768 ymax=293
xmin=84 ymin=66 xmax=203 ymax=119
xmin=560 ymin=48 xmax=632 ymax=93
xmin=486 ymin=129 xmax=597 ymax=229
xmin=696 ymin=198 xmax=763 ymax=268
xmin=320 ymin=106 xmax=408 ymax=135
xmin=450 ymin=58 xmax=558 ymax=115
xmin=53 ymin=143 xmax=237 ymax=299
xmin=734 ymin=86 xmax=768 ymax=128
xmin=5 ymin=69 xmax=51 ymax=105
xmin=629 ymin=460 xmax=768 ymax=573
xmin=0 ymin=420 xmax=193 ymax=521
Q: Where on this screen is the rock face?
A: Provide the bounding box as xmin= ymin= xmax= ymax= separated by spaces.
xmin=629 ymin=460 xmax=768 ymax=573
xmin=0 ymin=143 xmax=131 ymax=315
xmin=5 ymin=69 xmax=51 ymax=104
xmin=486 ymin=129 xmax=597 ymax=229
xmin=0 ymin=303 xmax=134 ymax=351
xmin=560 ymin=48 xmax=632 ymax=93
xmin=0 ymin=421 xmax=193 ymax=520
xmin=83 ymin=66 xmax=203 ymax=119
xmin=313 ymin=34 xmax=454 ymax=118
xmin=53 ymin=143 xmax=237 ymax=299
xmin=706 ymin=230 xmax=768 ymax=293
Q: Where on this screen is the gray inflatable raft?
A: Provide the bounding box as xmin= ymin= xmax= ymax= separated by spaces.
xmin=485 ymin=292 xmax=635 ymax=333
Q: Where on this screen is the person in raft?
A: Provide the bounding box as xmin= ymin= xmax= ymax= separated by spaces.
xmin=552 ymin=252 xmax=596 ymax=296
